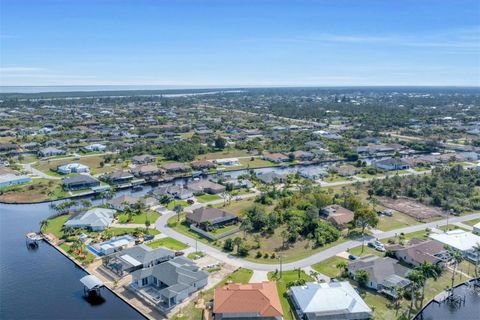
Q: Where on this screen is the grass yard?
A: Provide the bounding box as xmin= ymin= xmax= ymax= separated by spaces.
xmin=167 ymin=200 xmax=190 ymax=210
xmin=43 ymin=214 xmax=70 ymax=238
xmin=33 ymin=155 xmax=120 ymax=175
xmin=463 ymin=217 xmax=480 ymax=226
xmin=268 ymin=270 xmax=313 ymax=320
xmin=324 ymin=174 xmax=350 ymax=183
xmin=312 ymin=256 xmax=347 ymax=278
xmin=147 ymin=237 xmax=188 ymax=250
xmin=117 ymin=211 xmax=160 ymax=224
xmin=0 ymin=179 xmax=68 ymax=203
xmin=59 ymin=243 xmax=95 ymax=265
xmin=172 ymin=268 xmax=253 ymax=320
xmin=194 ymin=149 xmax=252 ymax=161
xmin=347 ymin=245 xmax=385 ymax=257
xmin=195 ymin=194 xmax=221 ymax=203
xmin=213 ymin=198 xmax=257 ymax=216
xmin=376 ymin=211 xmax=420 ymax=231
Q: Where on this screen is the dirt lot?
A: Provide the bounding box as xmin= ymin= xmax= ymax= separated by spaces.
xmin=380 ymin=197 xmax=446 ymax=220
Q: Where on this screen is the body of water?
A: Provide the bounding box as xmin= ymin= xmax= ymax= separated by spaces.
xmin=0 ymin=202 xmax=145 ymax=320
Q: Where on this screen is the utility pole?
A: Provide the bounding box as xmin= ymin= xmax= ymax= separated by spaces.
xmin=278 ymin=255 xmax=283 ymax=278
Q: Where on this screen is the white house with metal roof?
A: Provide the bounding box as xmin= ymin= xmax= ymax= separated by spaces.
xmin=429 ymin=229 xmax=480 ymax=262
xmin=289 ymin=281 xmax=372 ymax=320
xmin=64 ymin=208 xmax=116 ymax=231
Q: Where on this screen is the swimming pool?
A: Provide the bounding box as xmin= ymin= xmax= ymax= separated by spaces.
xmin=86 ymin=245 xmax=101 ymax=256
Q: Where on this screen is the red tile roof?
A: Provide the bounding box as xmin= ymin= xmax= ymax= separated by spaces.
xmin=214 ymin=281 xmax=283 ymax=317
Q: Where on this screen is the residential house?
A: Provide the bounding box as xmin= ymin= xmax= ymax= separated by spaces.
xmin=57 ymin=163 xmax=89 ymax=174
xmin=102 ymin=170 xmax=134 ymax=185
xmin=186 ymin=207 xmax=237 ymax=230
xmin=191 ymin=160 xmax=215 ymax=170
xmin=63 ymin=175 xmax=100 ymax=190
xmin=83 ymin=143 xmax=107 ymax=152
xmin=132 ymin=155 xmax=157 ymax=165
xmin=91 ymin=235 xmax=136 ymax=255
xmin=429 ymin=230 xmax=480 ymax=263
xmin=263 ymin=152 xmax=289 ymax=163
xmin=161 ymin=162 xmax=191 ymax=174
xmin=131 ymin=165 xmax=164 ymax=177
xmin=289 ymin=281 xmax=372 ymax=320
xmin=474 ymin=222 xmax=480 ymax=235
xmin=213 ymin=282 xmax=283 ymax=320
xmin=212 ymin=158 xmax=240 ymax=167
xmin=188 ymin=180 xmax=226 ymax=195
xmin=256 ymin=172 xmax=286 ymax=184
xmin=387 ymin=238 xmax=451 ymax=267
xmin=321 ymin=205 xmax=354 ymax=229
xmin=38 ymin=147 xmax=65 ymax=157
xmin=372 ymin=158 xmax=410 ymax=171
xmin=291 ymin=150 xmax=315 ymax=161
xmin=347 ymin=255 xmax=411 ymax=298
xmin=103 ymin=244 xmax=175 ymax=276
xmin=334 ymin=165 xmax=360 ymax=177
xmin=0 ymin=173 xmax=32 ymax=188
xmin=130 ymin=256 xmax=208 ymax=310
xmin=151 ymin=185 xmax=193 ymax=200
xmin=64 ymin=207 xmax=116 ymax=231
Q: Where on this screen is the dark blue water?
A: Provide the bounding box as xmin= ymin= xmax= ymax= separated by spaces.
xmin=0 ymin=202 xmax=145 ymax=320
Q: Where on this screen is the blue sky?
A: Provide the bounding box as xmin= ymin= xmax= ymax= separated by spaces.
xmin=1 ymin=0 xmax=479 ymax=87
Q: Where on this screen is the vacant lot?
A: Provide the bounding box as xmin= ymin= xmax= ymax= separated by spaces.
xmin=380 ymin=197 xmax=445 ymax=220
xmin=33 ymin=155 xmax=121 ymax=175
xmin=376 ymin=210 xmax=421 ymax=231
xmin=147 ymin=237 xmax=188 ymax=250
xmin=0 ymin=179 xmax=67 ymax=203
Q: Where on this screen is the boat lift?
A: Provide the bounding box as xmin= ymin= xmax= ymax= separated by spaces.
xmin=80 ymin=275 xmax=104 ymax=296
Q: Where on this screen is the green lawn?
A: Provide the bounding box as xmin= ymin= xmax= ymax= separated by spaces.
xmin=117 ymin=211 xmax=160 ymax=224
xmin=348 ymin=245 xmax=385 ymax=257
xmin=43 ymin=214 xmax=70 ymax=238
xmin=167 ymin=200 xmax=190 ymax=210
xmin=196 ymin=194 xmax=221 ymax=203
xmin=147 ymin=237 xmax=188 ymax=250
xmin=463 ymin=217 xmax=480 ymax=226
xmin=172 ymin=268 xmax=253 ymax=320
xmin=209 ymin=224 xmax=240 ymax=235
xmin=108 ymin=227 xmax=160 ymax=236
xmin=268 ymin=270 xmax=313 ymax=320
xmin=377 ymin=211 xmax=420 ymax=231
xmin=59 ymin=243 xmax=95 ymax=265
xmin=312 ymin=256 xmax=347 ymax=278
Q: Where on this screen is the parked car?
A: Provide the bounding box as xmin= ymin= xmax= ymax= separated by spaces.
xmin=187 ymin=199 xmax=195 ymax=205
xmin=348 ymin=254 xmax=358 ymax=260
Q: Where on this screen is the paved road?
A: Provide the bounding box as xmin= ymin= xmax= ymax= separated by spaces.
xmin=156 ymin=211 xmax=480 ymax=272
xmin=23 ymin=162 xmax=61 ymax=180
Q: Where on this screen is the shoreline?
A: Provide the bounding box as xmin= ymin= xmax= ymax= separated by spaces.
xmin=41 ymin=235 xmax=161 ymax=320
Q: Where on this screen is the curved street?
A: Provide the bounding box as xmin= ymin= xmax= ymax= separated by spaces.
xmin=156 ymin=211 xmax=480 ymax=272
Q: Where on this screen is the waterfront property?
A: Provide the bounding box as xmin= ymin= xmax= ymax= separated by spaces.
xmin=429 ymin=229 xmax=480 ymax=262
xmin=90 ymin=234 xmax=136 ymax=256
xmin=103 ymin=244 xmax=175 ymax=276
xmin=0 ymin=173 xmax=32 ymax=188
xmin=64 ymin=208 xmax=116 ymax=231
xmin=289 ymin=281 xmax=372 ymax=320
xmin=187 ymin=179 xmax=226 ymax=195
xmin=213 ymin=281 xmax=283 ymax=319
xmin=57 ymin=163 xmax=89 ymax=174
xmin=186 ymin=207 xmax=238 ymax=231
xmin=63 ymin=175 xmax=100 ymax=190
xmin=386 ymin=238 xmax=451 ymax=267
xmin=347 ymin=255 xmax=411 ymax=298
xmin=130 ymin=256 xmax=208 ymax=310
xmin=102 ymin=170 xmax=134 ymax=185
xmin=372 ymin=158 xmax=410 ymax=171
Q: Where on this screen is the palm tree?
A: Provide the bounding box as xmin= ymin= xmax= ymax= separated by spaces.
xmin=407 ymin=270 xmax=425 ymax=318
xmin=447 ymin=248 xmax=464 ymax=297
xmin=394 ymin=286 xmax=405 ymax=314
xmin=173 ymin=204 xmax=184 ymax=222
xmin=416 ymin=262 xmax=439 ymax=309
xmin=336 ymin=260 xmax=348 ymax=277
xmin=39 ymin=219 xmax=49 ymax=232
xmin=473 ymin=243 xmax=480 ymax=283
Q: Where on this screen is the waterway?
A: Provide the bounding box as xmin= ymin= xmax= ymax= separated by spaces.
xmin=0 ymin=202 xmax=145 ymax=320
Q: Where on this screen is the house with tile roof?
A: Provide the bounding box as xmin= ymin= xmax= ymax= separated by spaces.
xmin=64 ymin=207 xmax=116 ymax=231
xmin=387 ymin=238 xmax=451 ymax=267
xmin=213 ymin=281 xmax=283 ymax=319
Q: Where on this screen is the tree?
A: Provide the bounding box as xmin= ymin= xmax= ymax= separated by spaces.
xmin=354 ymin=206 xmax=379 ymax=253
xmin=223 ymin=238 xmax=234 ymax=251
xmin=473 ymin=243 xmax=480 ymax=282
xmin=447 ymin=247 xmax=463 ymax=297
xmin=173 ymin=204 xmax=184 ymax=222
xmin=336 ymin=260 xmax=348 ymax=277
xmin=280 ymin=229 xmax=289 ymax=249
xmin=214 ymin=136 xmax=226 ymax=149
xmin=407 ymin=270 xmax=425 ymax=318
xmin=416 ymin=262 xmax=439 ymax=309
xmin=355 ymin=269 xmax=369 ymax=288
xmin=39 ymin=219 xmax=49 ymax=232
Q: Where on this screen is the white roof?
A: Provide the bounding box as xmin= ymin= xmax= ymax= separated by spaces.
xmin=120 ymin=254 xmax=142 ymax=267
xmin=0 ymin=173 xmax=31 ymax=183
xmin=473 ymin=222 xmax=480 ymax=230
xmin=429 ymin=230 xmax=480 ymax=251
xmin=290 ymin=282 xmax=372 ymax=315
xmin=80 ymin=275 xmax=104 ymax=290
